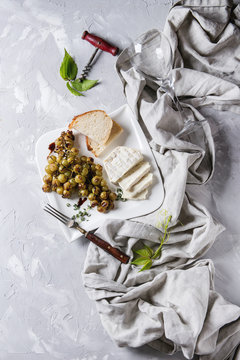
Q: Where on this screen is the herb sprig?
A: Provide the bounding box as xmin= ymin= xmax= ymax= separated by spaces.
xmin=131 ymin=210 xmax=172 ymax=272
xmin=60 ymin=49 xmax=98 ymax=96
xmin=116 ymin=188 xmax=127 ymax=202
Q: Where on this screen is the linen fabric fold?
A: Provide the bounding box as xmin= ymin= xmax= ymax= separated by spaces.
xmin=82 ymin=1 xmax=240 ymax=359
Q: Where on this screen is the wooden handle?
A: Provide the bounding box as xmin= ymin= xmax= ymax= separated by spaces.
xmin=85 ymin=232 xmax=130 ymax=264
xmin=82 ymin=31 xmax=119 ymax=56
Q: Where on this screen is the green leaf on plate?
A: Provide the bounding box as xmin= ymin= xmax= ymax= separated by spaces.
xmin=60 ymin=49 xmax=78 ymax=81
xmin=71 ymin=79 xmax=98 ymax=92
xmin=66 ymin=82 xmax=83 ymax=96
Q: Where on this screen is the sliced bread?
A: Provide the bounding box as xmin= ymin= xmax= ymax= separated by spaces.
xmin=86 ymin=120 xmax=123 ymax=157
xmin=69 ymin=110 xmax=113 ymax=145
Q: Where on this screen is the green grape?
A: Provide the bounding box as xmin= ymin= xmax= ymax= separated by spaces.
xmin=52 ymin=177 xmax=61 ymax=187
xmin=58 ymin=174 xmax=67 ymax=183
xmin=70 ymin=147 xmax=79 ymax=155
xmin=108 ymin=201 xmax=114 ymax=210
xmin=56 ymin=186 xmax=63 ymax=195
xmin=101 ymin=186 xmax=109 ymax=192
xmin=82 ymin=168 xmax=89 ymax=176
xmin=95 ymin=170 xmax=102 ymax=177
xmin=87 ymin=157 xmax=94 ymax=163
xmin=49 ymin=163 xmax=58 ymax=173
xmin=48 ymin=155 xmax=56 ymax=164
xmin=80 ymin=189 xmax=88 ymax=197
xmin=42 ymin=183 xmax=51 ymax=192
xmin=69 ymin=178 xmax=77 ymax=187
xmin=109 ymin=192 xmax=117 ymax=201
xmin=80 ymin=156 xmax=87 ymax=162
xmin=100 ymin=191 xmax=108 ymax=200
xmin=63 ymin=182 xmax=71 ymax=190
xmin=92 ymin=176 xmax=101 ymax=186
xmin=100 ymin=179 xmax=107 ymax=187
xmin=97 ymin=205 xmax=106 ymax=213
xmin=73 ymin=164 xmax=81 ymax=173
xmin=95 ymin=164 xmax=102 ymax=171
xmin=64 ymin=170 xmax=71 ymax=178
xmin=58 ymin=165 xmax=65 ymax=173
xmin=75 ymin=175 xmax=86 ymax=183
xmin=45 ymin=165 xmax=52 ymax=174
xmin=67 ymin=156 xmax=75 ymax=164
xmin=61 ymin=159 xmax=69 ymax=167
xmin=101 ymin=200 xmax=109 ymax=208
xmin=88 ymin=193 xmax=96 ymax=201
xmin=62 ymin=189 xmax=71 ymax=198
xmin=92 ymin=186 xmax=100 ymax=195
xmin=88 ymin=184 xmax=93 ymax=192
xmin=90 ymin=200 xmax=99 ymax=207
xmin=43 ymin=174 xmax=52 ymax=184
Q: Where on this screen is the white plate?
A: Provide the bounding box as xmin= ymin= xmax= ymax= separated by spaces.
xmin=35 ymin=104 xmax=164 ymax=242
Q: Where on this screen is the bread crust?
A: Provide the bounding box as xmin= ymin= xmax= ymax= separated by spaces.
xmin=68 ymin=110 xmax=107 ymax=129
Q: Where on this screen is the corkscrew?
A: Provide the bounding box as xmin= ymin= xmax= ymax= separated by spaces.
xmin=79 ymin=31 xmax=119 ymax=81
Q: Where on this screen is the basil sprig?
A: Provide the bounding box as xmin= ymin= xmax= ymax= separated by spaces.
xmin=131 ymin=213 xmax=172 ymax=272
xmin=60 ymin=49 xmax=98 ymax=96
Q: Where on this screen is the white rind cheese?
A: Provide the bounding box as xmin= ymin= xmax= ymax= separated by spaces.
xmin=103 ymin=146 xmax=143 ymax=183
xmin=118 ymin=161 xmax=151 ymax=191
xmin=129 ymin=188 xmax=149 ymax=200
xmin=123 ymin=172 xmax=153 ymax=199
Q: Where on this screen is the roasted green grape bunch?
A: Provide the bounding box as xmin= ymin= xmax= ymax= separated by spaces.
xmin=42 ymin=130 xmax=116 ymax=213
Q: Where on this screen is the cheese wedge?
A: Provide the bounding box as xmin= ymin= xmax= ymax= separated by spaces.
xmin=123 ymin=172 xmax=153 ymax=199
xmin=104 ymin=146 xmax=143 ymax=183
xmin=130 ymin=188 xmax=149 ymax=200
xmin=118 ymin=161 xmax=151 ymax=191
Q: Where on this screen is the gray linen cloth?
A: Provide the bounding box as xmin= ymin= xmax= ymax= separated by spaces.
xmin=82 ymin=1 xmax=240 ymax=359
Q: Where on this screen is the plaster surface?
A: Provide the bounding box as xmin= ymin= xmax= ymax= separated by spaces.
xmin=0 ymin=1 xmax=239 ymax=359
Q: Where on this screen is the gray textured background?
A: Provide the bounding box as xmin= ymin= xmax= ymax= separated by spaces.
xmin=0 ymin=0 xmax=240 ymax=359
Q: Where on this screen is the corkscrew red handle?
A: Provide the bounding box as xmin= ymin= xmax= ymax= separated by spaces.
xmin=82 ymin=31 xmax=119 ymax=56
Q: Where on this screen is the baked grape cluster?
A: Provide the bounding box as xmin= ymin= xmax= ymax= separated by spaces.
xmin=42 ymin=130 xmax=117 ymax=213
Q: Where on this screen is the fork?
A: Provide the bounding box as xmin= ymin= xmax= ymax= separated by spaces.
xmin=44 ymin=204 xmax=130 ymax=264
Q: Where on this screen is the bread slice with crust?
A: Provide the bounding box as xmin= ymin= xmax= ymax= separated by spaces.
xmin=69 ymin=110 xmax=113 ymax=145
xmin=86 ymin=120 xmax=123 ymax=157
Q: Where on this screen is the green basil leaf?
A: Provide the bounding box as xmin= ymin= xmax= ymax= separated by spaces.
xmin=66 ymin=82 xmax=83 ymax=96
xmin=60 ymin=49 xmax=78 ymax=81
xmin=139 ymin=259 xmax=153 ymax=272
xmin=71 ymin=79 xmax=98 ymax=92
xmin=131 ymin=257 xmax=150 ymax=266
xmin=144 ymin=244 xmax=154 ymax=257
xmin=134 ymin=248 xmax=151 ymax=258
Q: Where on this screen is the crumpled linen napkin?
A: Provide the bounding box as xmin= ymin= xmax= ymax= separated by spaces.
xmin=82 ymin=1 xmax=240 ymax=359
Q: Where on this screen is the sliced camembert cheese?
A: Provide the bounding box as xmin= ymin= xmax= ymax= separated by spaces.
xmin=130 ymin=188 xmax=149 ymax=200
xmin=118 ymin=161 xmax=151 ymax=191
xmin=123 ymin=172 xmax=153 ymax=199
xmin=103 ymin=146 xmax=143 ymax=183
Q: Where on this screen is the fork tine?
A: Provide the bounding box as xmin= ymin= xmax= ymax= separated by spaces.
xmin=46 ymin=203 xmax=70 ymax=221
xmin=44 ymin=208 xmax=67 ymax=225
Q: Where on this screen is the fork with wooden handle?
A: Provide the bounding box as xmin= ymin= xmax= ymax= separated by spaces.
xmin=44 ymin=204 xmax=130 ymax=264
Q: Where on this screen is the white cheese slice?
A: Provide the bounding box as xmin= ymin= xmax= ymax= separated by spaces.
xmin=123 ymin=172 xmax=153 ymax=199
xmin=119 ymin=161 xmax=151 ymax=191
xmin=130 ymin=188 xmax=149 ymax=200
xmin=103 ymin=146 xmax=143 ymax=183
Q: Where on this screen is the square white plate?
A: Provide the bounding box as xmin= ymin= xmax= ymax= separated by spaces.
xmin=35 ymin=104 xmax=164 ymax=242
